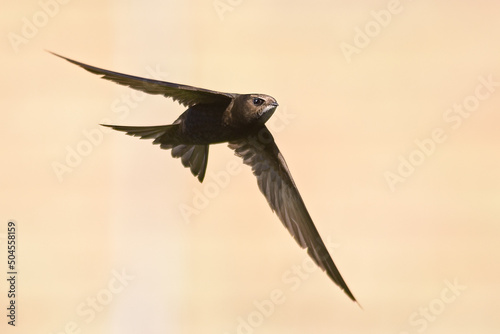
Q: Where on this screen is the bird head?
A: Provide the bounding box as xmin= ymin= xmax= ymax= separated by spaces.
xmin=238 ymin=94 xmax=279 ymax=125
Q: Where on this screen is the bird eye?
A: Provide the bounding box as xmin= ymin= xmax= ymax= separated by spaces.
xmin=252 ymin=97 xmax=264 ymax=106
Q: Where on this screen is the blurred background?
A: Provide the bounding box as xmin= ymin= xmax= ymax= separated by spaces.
xmin=1 ymin=1 xmax=499 ymax=333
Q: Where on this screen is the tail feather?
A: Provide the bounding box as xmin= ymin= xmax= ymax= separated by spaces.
xmin=171 ymin=144 xmax=209 ymax=182
xmin=100 ymin=124 xmax=174 ymax=140
xmin=101 ymin=124 xmax=209 ymax=182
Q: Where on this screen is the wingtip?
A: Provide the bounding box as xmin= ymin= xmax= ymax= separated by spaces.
xmin=343 ymin=287 xmax=362 ymax=309
xmin=46 ymin=50 xmax=65 ymax=60
xmin=343 ymin=289 xmax=359 ymax=305
xmin=339 ymin=286 xmax=361 ymax=308
xmin=48 ymin=51 xmax=91 ymax=69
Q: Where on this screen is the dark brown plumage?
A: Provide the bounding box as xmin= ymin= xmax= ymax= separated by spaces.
xmin=52 ymin=52 xmax=358 ymax=303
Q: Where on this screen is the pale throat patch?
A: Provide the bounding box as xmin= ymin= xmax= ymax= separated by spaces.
xmin=259 ymin=105 xmax=277 ymax=123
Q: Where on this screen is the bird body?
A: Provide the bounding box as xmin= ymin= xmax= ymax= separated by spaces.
xmin=52 ymin=52 xmax=358 ymax=304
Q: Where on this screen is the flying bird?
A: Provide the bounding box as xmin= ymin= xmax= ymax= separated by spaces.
xmin=51 ymin=52 xmax=357 ymax=303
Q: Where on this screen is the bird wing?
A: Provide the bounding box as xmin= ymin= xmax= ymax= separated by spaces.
xmin=228 ymin=126 xmax=357 ymax=302
xmin=50 ymin=52 xmax=234 ymax=107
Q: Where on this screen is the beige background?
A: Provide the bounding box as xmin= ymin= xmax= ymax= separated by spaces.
xmin=2 ymin=1 xmax=500 ymax=333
